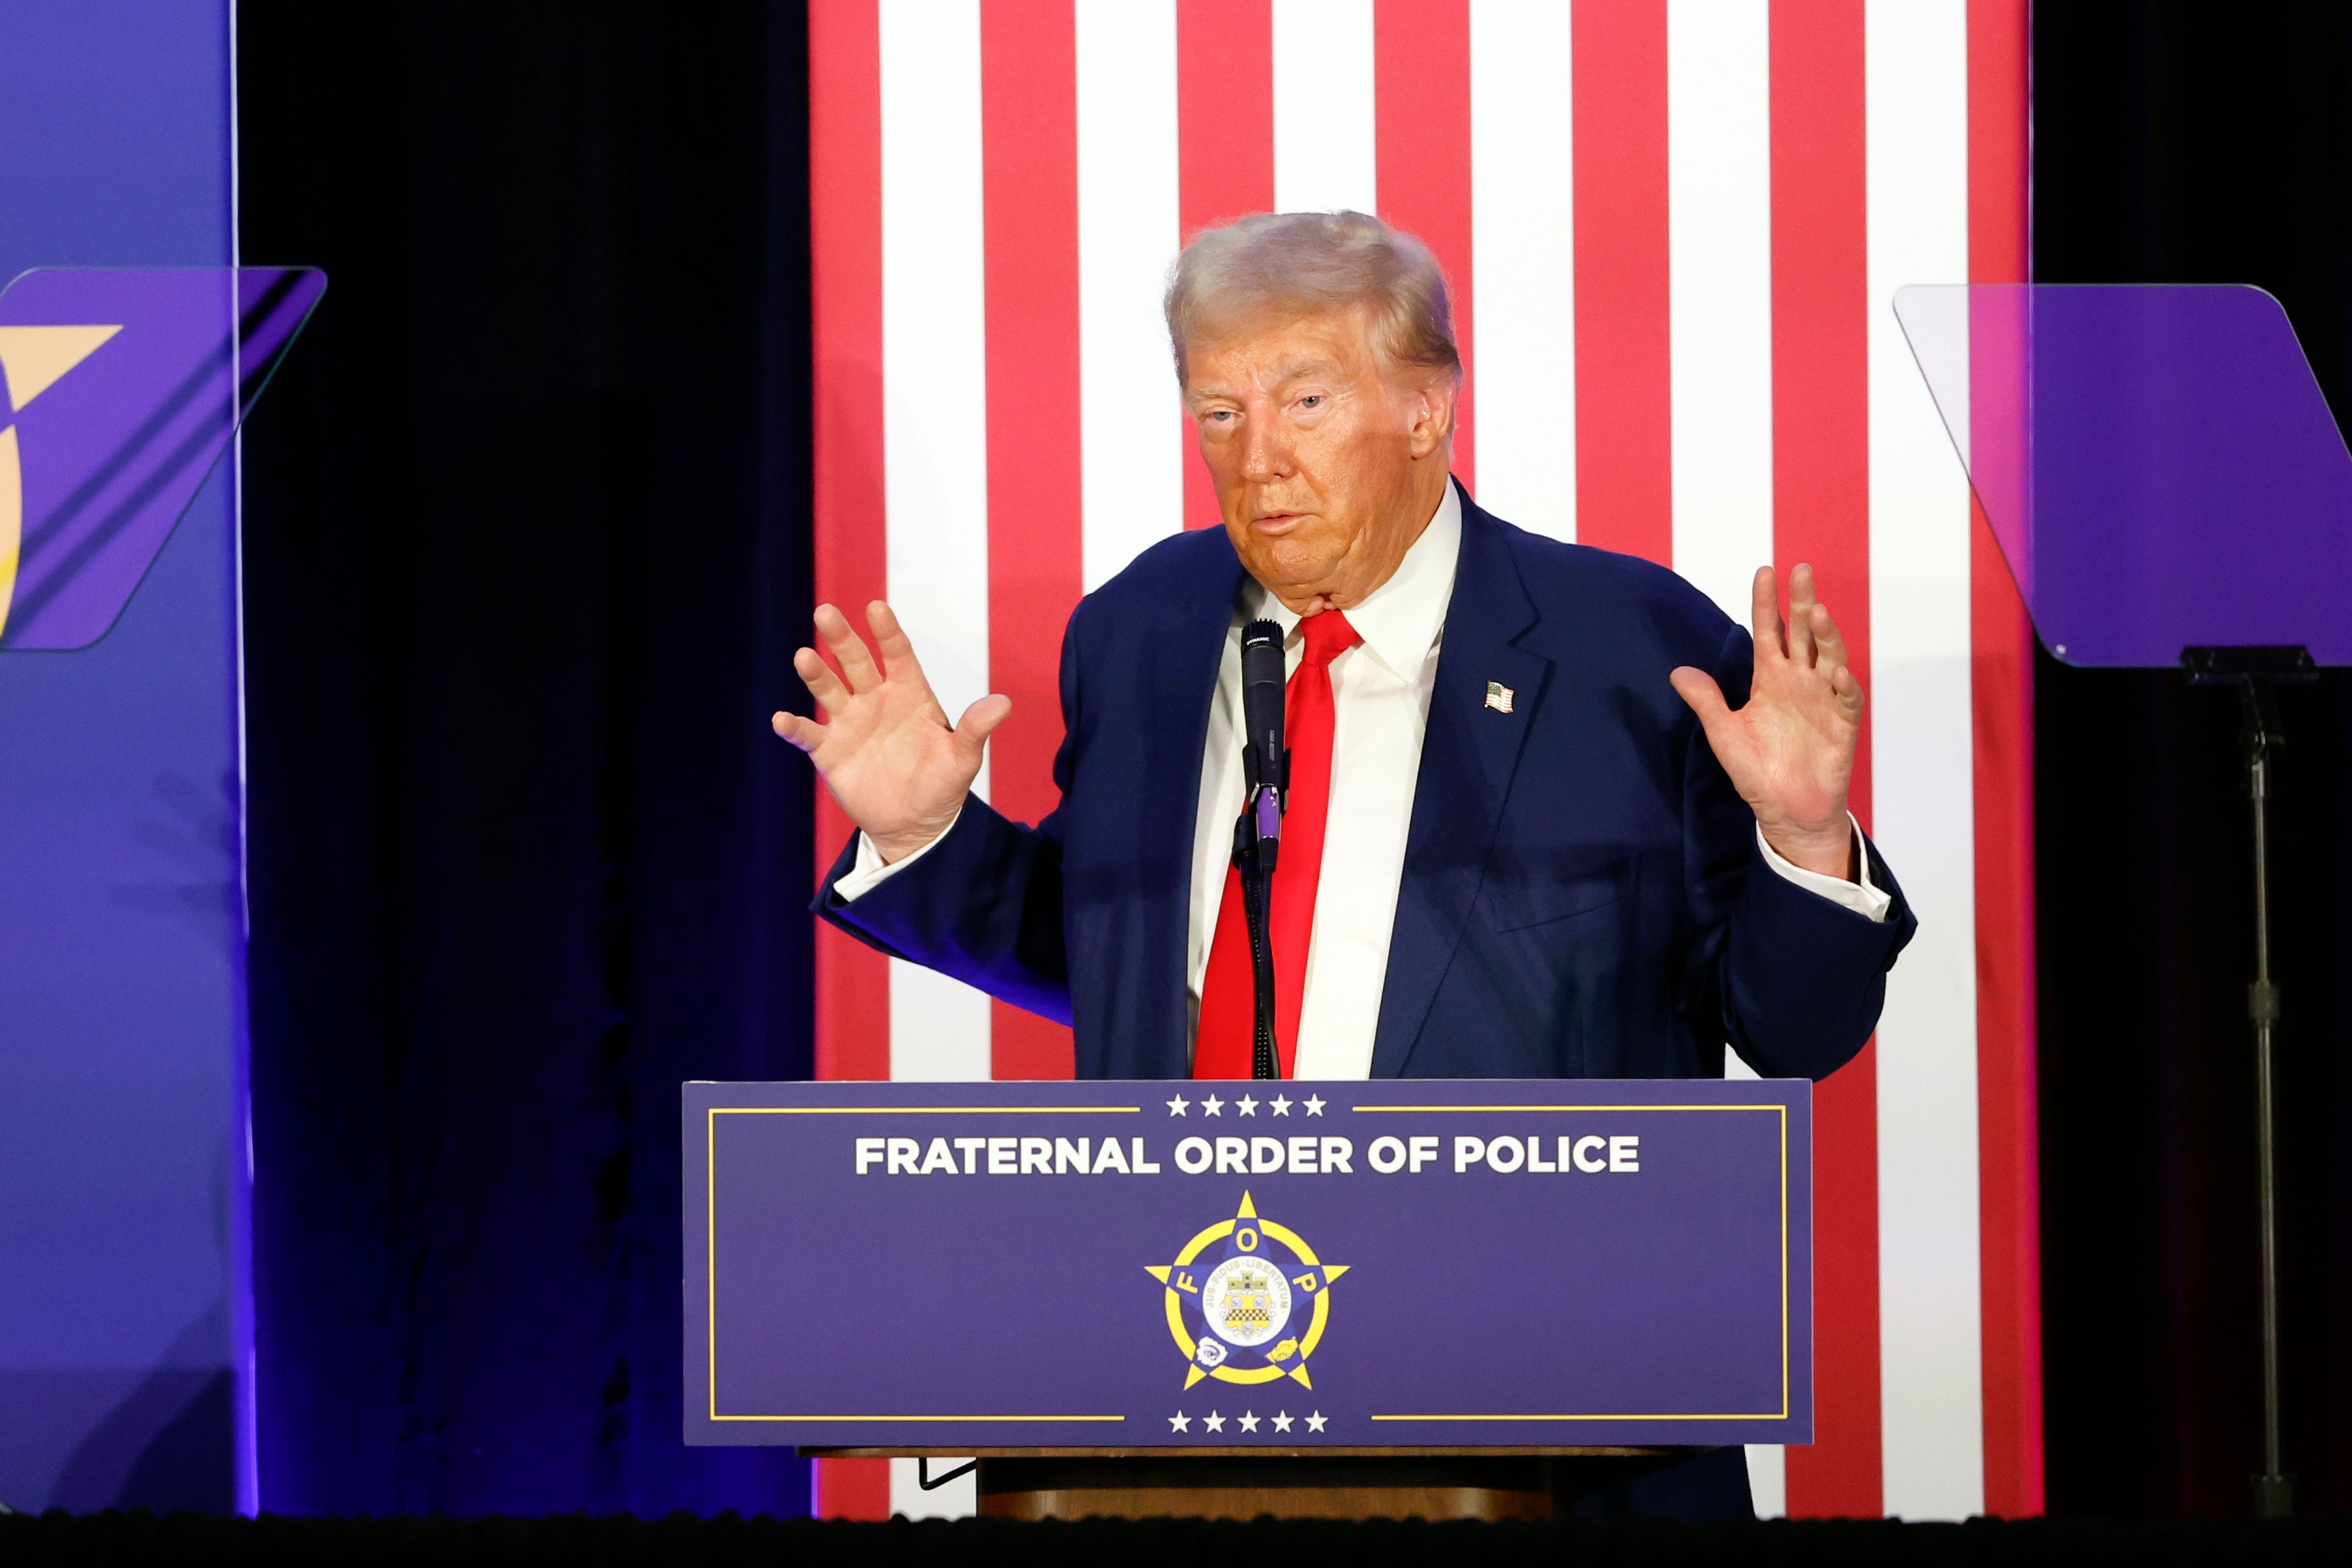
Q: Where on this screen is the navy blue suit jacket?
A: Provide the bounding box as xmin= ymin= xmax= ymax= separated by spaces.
xmin=817 ymin=487 xmax=1914 ymax=1081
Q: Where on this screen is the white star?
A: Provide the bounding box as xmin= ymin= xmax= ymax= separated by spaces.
xmin=1237 ymin=1094 xmax=1258 ymax=1116
xmin=1166 ymin=1093 xmax=1189 ymax=1116
xmin=1169 ymin=1412 xmax=1191 ymax=1432
xmin=1304 ymin=1095 xmax=1327 ymax=1116
xmin=1203 ymin=1411 xmax=1226 ymax=1433
xmin=1270 ymin=1095 xmax=1292 ymax=1116
xmin=1202 ymin=1094 xmax=1225 ymax=1116
xmin=1238 ymin=1411 xmax=1259 ymax=1432
xmin=1272 ymin=1411 xmax=1294 ymax=1432
xmin=1305 ymin=1411 xmax=1327 ymax=1432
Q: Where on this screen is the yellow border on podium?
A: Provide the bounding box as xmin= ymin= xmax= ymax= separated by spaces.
xmin=704 ymin=1104 xmax=1135 ymax=1424
xmin=700 ymin=1098 xmax=1794 ymax=1428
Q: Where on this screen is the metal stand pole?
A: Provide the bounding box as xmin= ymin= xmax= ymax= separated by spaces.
xmin=1232 ymin=790 xmax=1282 ymax=1080
xmin=2242 ymin=690 xmax=2291 ymax=1522
xmin=2186 ymin=645 xmax=2311 ymax=1520
xmin=1243 ymin=855 xmax=1278 ymax=1080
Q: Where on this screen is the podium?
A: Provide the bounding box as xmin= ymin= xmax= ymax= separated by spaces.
xmin=685 ymin=1078 xmax=1811 ymax=1520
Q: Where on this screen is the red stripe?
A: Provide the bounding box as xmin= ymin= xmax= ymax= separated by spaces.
xmin=1178 ymin=0 xmax=1273 ymax=533
xmin=806 ymin=6 xmax=891 ymax=1518
xmin=982 ymin=0 xmax=1082 ymax=1080
xmin=1374 ymin=0 xmax=1474 ymax=490
xmin=809 ymin=0 xmax=891 ymax=1095
xmin=1178 ymin=0 xmax=1274 ymax=241
xmin=1967 ymin=0 xmax=2043 ymax=1518
xmin=1570 ymin=0 xmax=1671 ymax=563
xmin=812 ymin=1453 xmax=891 ymax=1520
xmin=1768 ymin=0 xmax=1881 ymax=1518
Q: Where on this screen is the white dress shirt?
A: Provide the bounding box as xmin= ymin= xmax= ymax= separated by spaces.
xmin=837 ymin=482 xmax=1890 ymax=1078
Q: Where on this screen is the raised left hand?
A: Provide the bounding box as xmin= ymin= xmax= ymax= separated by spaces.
xmin=1669 ymin=564 xmax=1862 ymax=880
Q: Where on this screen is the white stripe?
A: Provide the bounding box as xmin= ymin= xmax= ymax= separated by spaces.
xmin=1077 ymin=0 xmax=1183 ymax=591
xmin=1469 ymin=0 xmax=1576 ymax=542
xmin=1665 ymin=0 xmax=1774 ymax=623
xmin=1272 ymin=0 xmax=1378 ymax=213
xmin=880 ymin=0 xmax=992 ymax=1084
xmin=890 ymin=1455 xmax=977 ymax=1518
xmin=1745 ymin=1441 xmax=1785 ymax=1519
xmin=1729 ymin=844 xmax=1772 ymax=1524
xmin=1669 ymin=3 xmax=1783 ymax=1508
xmin=1866 ymin=0 xmax=1983 ymax=1520
xmin=1729 ymin=973 xmax=1771 ymax=1513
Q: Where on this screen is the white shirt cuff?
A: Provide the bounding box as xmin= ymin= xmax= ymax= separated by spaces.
xmin=1756 ymin=815 xmax=1893 ymax=923
xmin=831 ymin=805 xmax=963 ymax=902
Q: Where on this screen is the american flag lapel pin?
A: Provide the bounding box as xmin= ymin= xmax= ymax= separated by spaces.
xmin=1484 ymin=680 xmax=1515 ymax=714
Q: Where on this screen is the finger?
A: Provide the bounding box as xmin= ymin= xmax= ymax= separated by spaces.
xmin=1830 ymin=662 xmax=1867 ymax=716
xmin=815 ymin=602 xmax=884 ymax=693
xmin=1810 ymin=599 xmax=1851 ymax=675
xmin=1749 ymin=567 xmax=1785 ymax=661
xmin=794 ymin=645 xmax=850 ymax=715
xmin=953 ymin=693 xmax=1013 ymax=754
xmin=1787 ymin=563 xmax=1819 ymax=666
xmin=866 ymin=601 xmax=935 ymax=692
xmin=1668 ymin=666 xmax=1733 ymax=730
xmin=770 ymin=709 xmax=824 ymax=754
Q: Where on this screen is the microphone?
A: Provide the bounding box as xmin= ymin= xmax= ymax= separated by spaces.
xmin=1240 ymin=619 xmax=1287 ymax=798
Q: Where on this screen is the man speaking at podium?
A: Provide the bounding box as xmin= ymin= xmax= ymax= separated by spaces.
xmin=779 ymin=211 xmax=1913 ymax=1089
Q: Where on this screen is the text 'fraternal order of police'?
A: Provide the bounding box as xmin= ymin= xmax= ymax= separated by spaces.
xmin=852 ymin=1132 xmax=1642 ymax=1177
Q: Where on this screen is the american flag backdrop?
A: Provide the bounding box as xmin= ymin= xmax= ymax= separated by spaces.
xmin=806 ymin=0 xmax=2038 ymax=1521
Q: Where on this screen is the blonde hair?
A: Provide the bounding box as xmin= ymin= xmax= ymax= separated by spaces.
xmin=1164 ymin=210 xmax=1461 ymax=387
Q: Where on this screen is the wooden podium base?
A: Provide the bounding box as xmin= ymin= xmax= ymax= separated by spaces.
xmin=809 ymin=1447 xmax=1674 ymax=1522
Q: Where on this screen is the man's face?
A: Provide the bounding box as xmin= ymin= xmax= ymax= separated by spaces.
xmin=1183 ymin=306 xmax=1454 ymax=614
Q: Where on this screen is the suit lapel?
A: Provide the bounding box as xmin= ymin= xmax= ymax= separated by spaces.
xmin=1369 ymin=491 xmax=1551 ymax=1078
xmin=1138 ymin=530 xmax=1251 ymax=1075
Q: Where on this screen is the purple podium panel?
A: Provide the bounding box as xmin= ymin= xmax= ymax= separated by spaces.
xmin=684 ymin=1078 xmax=1812 ymax=1450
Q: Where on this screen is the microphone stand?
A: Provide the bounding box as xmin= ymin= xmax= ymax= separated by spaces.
xmin=1234 ymin=787 xmax=1281 ymax=1080
xmin=1233 ymin=618 xmax=1288 ymax=1080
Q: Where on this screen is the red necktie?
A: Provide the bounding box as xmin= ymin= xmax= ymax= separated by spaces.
xmin=1195 ymin=610 xmax=1362 ymax=1078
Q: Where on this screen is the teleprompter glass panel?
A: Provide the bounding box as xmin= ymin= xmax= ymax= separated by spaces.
xmin=0 ymin=267 xmax=325 ymax=650
xmin=1894 ymin=284 xmax=2352 ymax=667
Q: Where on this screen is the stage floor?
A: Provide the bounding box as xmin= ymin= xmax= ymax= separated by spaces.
xmin=4 ymin=1511 xmax=2347 ymax=1566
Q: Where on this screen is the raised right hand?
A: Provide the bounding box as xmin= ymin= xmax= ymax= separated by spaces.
xmin=772 ymin=601 xmax=1009 ymax=864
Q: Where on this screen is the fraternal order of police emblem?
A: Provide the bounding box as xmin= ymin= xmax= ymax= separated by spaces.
xmin=1145 ymin=1192 xmax=1347 ymax=1389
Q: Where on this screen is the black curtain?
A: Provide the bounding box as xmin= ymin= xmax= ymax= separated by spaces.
xmin=237 ymin=2 xmax=815 ymax=1515
xmin=2034 ymin=3 xmax=2352 ymax=1518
